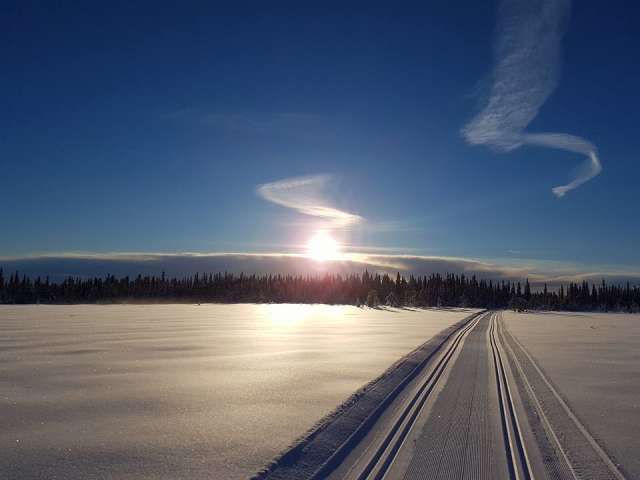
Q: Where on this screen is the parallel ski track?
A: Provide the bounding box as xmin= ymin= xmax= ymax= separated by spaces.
xmin=323 ymin=310 xmax=629 ymax=480
xmin=341 ymin=311 xmax=537 ymax=480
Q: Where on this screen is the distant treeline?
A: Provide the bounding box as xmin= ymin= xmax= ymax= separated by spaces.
xmin=1 ymin=268 xmax=639 ymax=312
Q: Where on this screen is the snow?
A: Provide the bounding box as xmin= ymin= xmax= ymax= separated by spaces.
xmin=0 ymin=304 xmax=474 ymax=479
xmin=503 ymin=311 xmax=640 ymax=479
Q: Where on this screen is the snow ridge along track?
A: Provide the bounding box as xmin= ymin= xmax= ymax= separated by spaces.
xmin=325 ymin=311 xmax=489 ymax=480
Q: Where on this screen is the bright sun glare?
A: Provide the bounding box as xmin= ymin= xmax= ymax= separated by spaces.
xmin=307 ymin=230 xmax=341 ymax=262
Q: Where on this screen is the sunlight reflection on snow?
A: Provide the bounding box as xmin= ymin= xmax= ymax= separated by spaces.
xmin=263 ymin=303 xmax=347 ymax=329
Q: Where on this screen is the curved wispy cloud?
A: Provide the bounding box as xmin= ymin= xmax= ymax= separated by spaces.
xmin=462 ymin=0 xmax=601 ymax=197
xmin=257 ymin=174 xmax=363 ymax=227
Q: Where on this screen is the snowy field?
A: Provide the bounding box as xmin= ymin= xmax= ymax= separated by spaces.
xmin=503 ymin=311 xmax=640 ymax=479
xmin=0 ymin=304 xmax=475 ymax=480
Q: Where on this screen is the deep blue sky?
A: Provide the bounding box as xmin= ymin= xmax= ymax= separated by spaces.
xmin=2 ymin=2 xmax=639 ymax=274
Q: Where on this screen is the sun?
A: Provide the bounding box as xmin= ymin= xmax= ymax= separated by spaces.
xmin=307 ymin=230 xmax=341 ymax=262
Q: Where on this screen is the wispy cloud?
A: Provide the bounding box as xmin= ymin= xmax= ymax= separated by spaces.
xmin=462 ymin=0 xmax=601 ymax=197
xmin=257 ymin=174 xmax=363 ymax=227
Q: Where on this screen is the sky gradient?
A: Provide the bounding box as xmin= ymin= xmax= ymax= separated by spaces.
xmin=2 ymin=2 xmax=639 ymax=281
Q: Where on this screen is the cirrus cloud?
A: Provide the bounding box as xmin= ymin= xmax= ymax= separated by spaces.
xmin=462 ymin=0 xmax=602 ymax=197
xmin=257 ymin=174 xmax=363 ymax=227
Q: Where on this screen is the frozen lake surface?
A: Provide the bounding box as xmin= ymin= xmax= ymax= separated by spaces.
xmin=503 ymin=311 xmax=640 ymax=479
xmin=0 ymin=304 xmax=474 ymax=480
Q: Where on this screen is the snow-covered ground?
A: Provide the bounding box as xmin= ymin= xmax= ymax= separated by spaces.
xmin=0 ymin=304 xmax=475 ymax=480
xmin=503 ymin=311 xmax=640 ymax=479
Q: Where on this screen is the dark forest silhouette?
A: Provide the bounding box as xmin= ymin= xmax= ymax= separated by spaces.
xmin=1 ymin=268 xmax=639 ymax=312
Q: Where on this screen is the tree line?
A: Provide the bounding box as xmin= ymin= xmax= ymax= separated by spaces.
xmin=0 ymin=268 xmax=639 ymax=312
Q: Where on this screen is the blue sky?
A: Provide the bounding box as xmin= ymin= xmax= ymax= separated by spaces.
xmin=2 ymin=2 xmax=639 ymax=279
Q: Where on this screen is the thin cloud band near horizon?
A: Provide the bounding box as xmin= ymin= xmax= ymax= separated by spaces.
xmin=2 ymin=251 xmax=639 ymax=288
